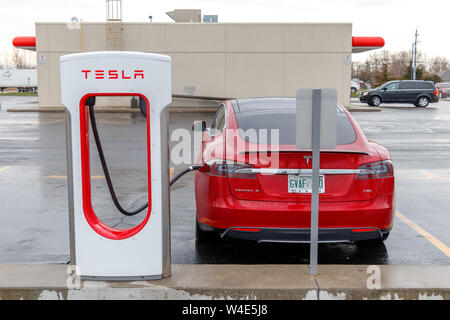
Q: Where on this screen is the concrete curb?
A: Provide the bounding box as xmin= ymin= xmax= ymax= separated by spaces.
xmin=6 ymin=106 xmax=379 ymax=113
xmin=0 ymin=264 xmax=448 ymax=300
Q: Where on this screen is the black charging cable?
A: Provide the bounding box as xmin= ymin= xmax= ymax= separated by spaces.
xmin=87 ymin=101 xmax=202 ymax=216
xmin=88 ymin=104 xmax=148 ymax=216
xmin=169 ymin=165 xmax=202 ymax=185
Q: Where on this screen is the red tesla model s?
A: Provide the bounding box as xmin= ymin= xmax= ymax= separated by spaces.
xmin=194 ymin=98 xmax=395 ymax=244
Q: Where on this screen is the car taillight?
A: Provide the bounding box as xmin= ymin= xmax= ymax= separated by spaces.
xmin=204 ymin=159 xmax=256 ymax=179
xmin=355 ymin=160 xmax=394 ymax=180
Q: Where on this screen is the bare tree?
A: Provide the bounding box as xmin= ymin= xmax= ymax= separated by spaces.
xmin=367 ymin=50 xmax=392 ymax=74
xmin=429 ymin=56 xmax=449 ymax=74
xmin=390 ymin=50 xmax=411 ymax=78
xmin=0 ymin=51 xmax=14 ymax=69
xmin=10 ymin=48 xmax=36 ymax=69
xmin=353 ymin=49 xmax=447 ymax=86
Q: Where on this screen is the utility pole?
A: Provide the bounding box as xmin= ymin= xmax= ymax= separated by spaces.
xmin=413 ymin=28 xmax=419 ymax=80
xmin=409 ymin=42 xmax=414 ymax=80
xmin=411 ymin=43 xmax=414 ymax=79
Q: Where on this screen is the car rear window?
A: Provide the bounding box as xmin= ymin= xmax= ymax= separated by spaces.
xmin=235 ymin=107 xmax=357 ymax=146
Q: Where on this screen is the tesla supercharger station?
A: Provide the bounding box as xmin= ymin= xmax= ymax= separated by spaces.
xmin=61 ymin=51 xmax=172 ymax=280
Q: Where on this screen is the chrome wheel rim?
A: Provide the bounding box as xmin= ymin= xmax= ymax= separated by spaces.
xmin=418 ymin=98 xmax=428 ymax=107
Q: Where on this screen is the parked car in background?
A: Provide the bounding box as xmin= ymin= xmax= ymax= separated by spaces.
xmin=359 ymin=81 xmax=370 ymax=90
xmin=436 ymin=83 xmax=450 ymax=99
xmin=359 ymin=80 xmax=439 ymax=107
xmin=194 ymin=98 xmax=395 ymax=245
xmin=351 ymin=81 xmax=360 ymax=94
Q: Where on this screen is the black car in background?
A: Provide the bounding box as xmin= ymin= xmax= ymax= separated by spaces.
xmin=359 ymin=80 xmax=439 ymax=107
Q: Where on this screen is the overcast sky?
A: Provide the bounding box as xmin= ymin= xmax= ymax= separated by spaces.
xmin=1 ymin=0 xmax=448 ymax=62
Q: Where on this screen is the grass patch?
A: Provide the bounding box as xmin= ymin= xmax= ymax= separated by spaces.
xmin=0 ymin=92 xmax=38 ymax=96
xmin=351 ymin=90 xmax=362 ymax=98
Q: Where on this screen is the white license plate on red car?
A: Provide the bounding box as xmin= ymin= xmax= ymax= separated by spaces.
xmin=288 ymin=175 xmax=325 ymax=193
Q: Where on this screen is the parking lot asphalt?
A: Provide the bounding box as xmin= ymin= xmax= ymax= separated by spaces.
xmin=0 ymin=96 xmax=449 ymax=265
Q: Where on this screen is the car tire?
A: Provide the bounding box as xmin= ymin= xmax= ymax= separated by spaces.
xmin=195 ymin=218 xmax=219 ymax=244
xmin=351 ymin=88 xmax=357 ymax=95
xmin=369 ymin=96 xmax=381 ymax=107
xmin=416 ymin=96 xmax=430 ymax=108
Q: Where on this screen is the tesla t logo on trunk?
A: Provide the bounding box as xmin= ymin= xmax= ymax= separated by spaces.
xmin=304 ymin=155 xmax=312 ymax=165
xmin=81 ymin=69 xmax=144 ymax=80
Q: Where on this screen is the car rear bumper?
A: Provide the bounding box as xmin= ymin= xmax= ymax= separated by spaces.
xmin=196 ymin=192 xmax=395 ymax=237
xmin=220 ymin=226 xmax=391 ymax=243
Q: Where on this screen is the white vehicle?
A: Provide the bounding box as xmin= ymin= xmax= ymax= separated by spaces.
xmin=351 ymin=81 xmax=360 ymax=95
xmin=0 ymin=69 xmax=37 ymax=92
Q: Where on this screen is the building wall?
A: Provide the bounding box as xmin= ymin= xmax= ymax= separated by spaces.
xmin=36 ymin=22 xmax=352 ymax=107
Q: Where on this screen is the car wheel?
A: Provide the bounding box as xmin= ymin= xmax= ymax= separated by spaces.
xmin=351 ymin=88 xmax=357 ymax=95
xmin=195 ymin=218 xmax=219 ymax=244
xmin=369 ymin=96 xmax=381 ymax=107
xmin=417 ymin=96 xmax=429 ymax=108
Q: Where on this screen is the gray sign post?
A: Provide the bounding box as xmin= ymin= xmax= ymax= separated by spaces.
xmin=296 ymin=88 xmax=337 ymax=275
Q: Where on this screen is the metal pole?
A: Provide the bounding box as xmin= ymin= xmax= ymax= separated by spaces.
xmin=411 ymin=43 xmax=414 ymax=80
xmin=413 ymin=28 xmax=418 ymax=80
xmin=309 ymin=89 xmax=321 ymax=275
xmin=65 ymin=109 xmax=76 ymax=265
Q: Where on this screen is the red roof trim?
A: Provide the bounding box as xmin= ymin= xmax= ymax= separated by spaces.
xmin=12 ymin=36 xmax=36 ymax=48
xmin=12 ymin=35 xmax=384 ymax=51
xmin=352 ymin=37 xmax=385 ymax=48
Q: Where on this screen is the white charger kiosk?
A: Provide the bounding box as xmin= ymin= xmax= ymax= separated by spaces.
xmin=60 ymin=51 xmax=172 ymax=280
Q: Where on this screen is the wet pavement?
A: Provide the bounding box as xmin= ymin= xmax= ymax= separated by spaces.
xmin=0 ymin=95 xmax=449 ymax=265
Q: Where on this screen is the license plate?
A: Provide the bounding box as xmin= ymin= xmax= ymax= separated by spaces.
xmin=288 ymin=175 xmax=325 ymax=194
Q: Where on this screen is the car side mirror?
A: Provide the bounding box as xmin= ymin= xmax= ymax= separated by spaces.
xmin=383 ymin=87 xmax=387 ymax=91
xmin=192 ymin=120 xmax=206 ymax=132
